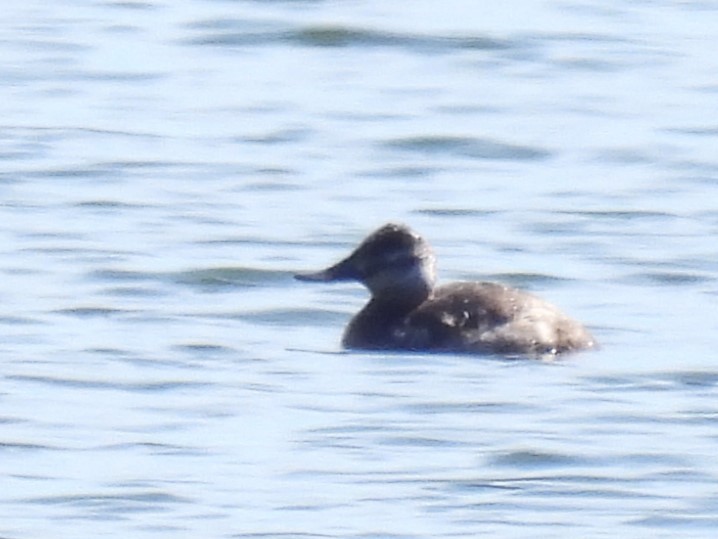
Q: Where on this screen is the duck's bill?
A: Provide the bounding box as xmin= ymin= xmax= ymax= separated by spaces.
xmin=294 ymin=258 xmax=358 ymax=282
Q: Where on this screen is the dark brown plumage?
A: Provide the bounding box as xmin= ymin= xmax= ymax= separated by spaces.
xmin=296 ymin=223 xmax=596 ymax=356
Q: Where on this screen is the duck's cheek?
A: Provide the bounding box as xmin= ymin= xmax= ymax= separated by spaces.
xmin=363 ymin=271 xmax=395 ymax=295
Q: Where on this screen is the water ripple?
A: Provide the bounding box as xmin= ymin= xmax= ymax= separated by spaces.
xmin=488 ymin=449 xmax=584 ymax=469
xmin=25 ymin=490 xmax=191 ymax=511
xmin=414 ymin=208 xmax=502 ymax=218
xmin=234 ymin=308 xmax=345 ymax=326
xmin=6 ymin=374 xmax=210 ymax=393
xmin=185 ymin=22 xmax=512 ymax=52
xmin=55 ymin=306 xmax=135 ymax=318
xmin=0 ymin=441 xmax=60 ymax=452
xmin=90 ymin=267 xmax=292 ymax=291
xmin=623 ymin=271 xmax=714 ymax=286
xmin=383 ymin=135 xmax=551 ymax=161
xmin=171 ymin=267 xmax=291 ymax=289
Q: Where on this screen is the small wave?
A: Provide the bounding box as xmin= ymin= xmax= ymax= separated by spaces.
xmin=414 ymin=208 xmax=501 ymax=218
xmin=489 ymin=449 xmax=584 ymax=469
xmin=0 ymin=315 xmax=43 ymax=325
xmin=400 ymin=400 xmax=535 ymax=415
xmin=290 ymin=26 xmax=509 ymax=51
xmin=185 ymin=21 xmax=511 ymax=53
xmin=241 ymin=127 xmax=313 ymax=145
xmin=7 ymin=374 xmax=210 ymax=393
xmin=170 ymin=267 xmax=291 ymax=290
xmin=559 ymin=209 xmax=676 ymax=220
xmin=484 ymin=272 xmax=578 ymax=288
xmin=25 ymin=490 xmax=190 ymax=508
xmin=90 ymin=269 xmax=151 ymax=281
xmin=55 ymin=306 xmax=133 ymax=318
xmin=661 ymin=370 xmax=718 ymax=389
xmin=622 ymin=271 xmax=714 ymax=286
xmin=378 ymin=435 xmax=469 ymax=448
xmin=173 ymin=343 xmax=235 ymax=354
xmin=73 ymin=200 xmax=148 ymax=209
xmin=234 ymin=307 xmax=346 ymax=326
xmin=383 ymin=135 xmax=551 ymax=161
xmin=91 ymin=266 xmax=292 ymax=290
xmin=0 ymin=441 xmax=61 ymax=452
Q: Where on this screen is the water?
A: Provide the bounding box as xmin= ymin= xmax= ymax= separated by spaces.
xmin=2 ymin=0 xmax=718 ymax=537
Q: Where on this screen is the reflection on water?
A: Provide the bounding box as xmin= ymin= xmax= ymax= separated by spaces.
xmin=1 ymin=0 xmax=718 ymax=537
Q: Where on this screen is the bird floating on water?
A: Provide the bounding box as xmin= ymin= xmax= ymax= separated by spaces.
xmin=295 ymin=223 xmax=596 ymax=357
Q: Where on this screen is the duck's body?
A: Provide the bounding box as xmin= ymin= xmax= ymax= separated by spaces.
xmin=296 ymin=224 xmax=596 ymax=356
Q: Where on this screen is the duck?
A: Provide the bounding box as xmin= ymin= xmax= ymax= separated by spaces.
xmin=295 ymin=223 xmax=596 ymax=356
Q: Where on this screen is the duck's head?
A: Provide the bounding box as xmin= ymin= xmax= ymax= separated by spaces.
xmin=295 ymin=223 xmax=436 ymax=301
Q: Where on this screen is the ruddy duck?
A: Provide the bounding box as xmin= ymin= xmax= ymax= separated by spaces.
xmin=295 ymin=223 xmax=596 ymax=356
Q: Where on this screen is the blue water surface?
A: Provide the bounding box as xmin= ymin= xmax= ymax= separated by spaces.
xmin=1 ymin=1 xmax=718 ymax=538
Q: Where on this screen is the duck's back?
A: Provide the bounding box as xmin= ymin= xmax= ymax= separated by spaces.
xmin=397 ymin=282 xmax=595 ymax=355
